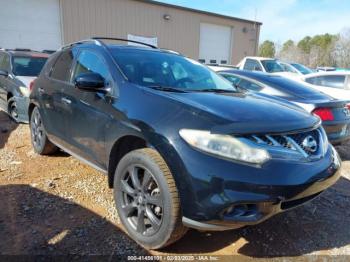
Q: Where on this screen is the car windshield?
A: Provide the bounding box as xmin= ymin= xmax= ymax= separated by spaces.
xmin=12 ymin=56 xmax=48 ymax=76
xmin=261 ymin=60 xmax=284 ymax=73
xmin=291 ymin=63 xmax=313 ymax=75
xmin=111 ymin=49 xmax=236 ymax=92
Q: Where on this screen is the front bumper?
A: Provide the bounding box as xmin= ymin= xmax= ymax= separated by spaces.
xmin=165 ymin=140 xmax=342 ymax=231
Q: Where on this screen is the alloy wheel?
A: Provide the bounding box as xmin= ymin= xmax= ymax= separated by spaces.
xmin=9 ymin=101 xmax=18 ymax=120
xmin=120 ymin=165 xmax=163 ymax=236
xmin=31 ymin=109 xmax=45 ymax=150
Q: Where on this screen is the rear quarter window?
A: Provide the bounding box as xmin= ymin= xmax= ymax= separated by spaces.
xmin=50 ymin=50 xmax=75 ymax=82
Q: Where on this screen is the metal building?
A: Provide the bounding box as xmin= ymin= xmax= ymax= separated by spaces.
xmin=0 ymin=0 xmax=262 ymax=64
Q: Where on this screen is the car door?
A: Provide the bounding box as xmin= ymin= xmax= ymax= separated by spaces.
xmin=62 ymin=48 xmax=113 ymax=169
xmin=39 ymin=49 xmax=77 ymax=146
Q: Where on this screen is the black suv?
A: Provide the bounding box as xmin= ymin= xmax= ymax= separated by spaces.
xmin=29 ymin=38 xmax=341 ymax=249
xmin=0 ymin=49 xmax=49 ymax=122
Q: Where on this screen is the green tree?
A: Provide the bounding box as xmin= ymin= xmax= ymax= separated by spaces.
xmin=282 ymin=40 xmax=295 ymax=52
xmin=259 ymin=40 xmax=276 ymax=58
xmin=297 ymin=36 xmax=312 ymax=54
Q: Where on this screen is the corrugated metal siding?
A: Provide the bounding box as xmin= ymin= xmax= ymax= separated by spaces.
xmin=60 ymin=0 xmax=260 ymax=64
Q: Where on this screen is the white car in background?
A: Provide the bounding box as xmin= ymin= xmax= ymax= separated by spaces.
xmin=237 ymin=56 xmax=298 ymax=78
xmin=299 ymin=71 xmax=350 ymax=100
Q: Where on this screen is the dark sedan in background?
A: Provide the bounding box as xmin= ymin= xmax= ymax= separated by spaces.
xmin=210 ymin=67 xmax=350 ymax=144
xmin=0 ymin=49 xmax=49 ymax=122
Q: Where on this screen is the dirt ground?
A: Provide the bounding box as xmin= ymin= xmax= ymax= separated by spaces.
xmin=1 ymin=110 xmax=350 ymax=260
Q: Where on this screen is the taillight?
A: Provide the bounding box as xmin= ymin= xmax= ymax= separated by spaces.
xmin=29 ymin=80 xmax=35 ymax=92
xmin=312 ymin=108 xmax=334 ymax=121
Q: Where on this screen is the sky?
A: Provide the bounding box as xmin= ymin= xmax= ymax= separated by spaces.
xmin=156 ymin=0 xmax=350 ymax=44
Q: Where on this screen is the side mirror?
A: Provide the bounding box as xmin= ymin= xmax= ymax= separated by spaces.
xmin=74 ymin=72 xmax=105 ymax=91
xmin=0 ymin=70 xmax=9 ymax=77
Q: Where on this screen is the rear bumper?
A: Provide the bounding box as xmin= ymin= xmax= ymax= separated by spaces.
xmin=323 ymin=121 xmax=350 ymax=144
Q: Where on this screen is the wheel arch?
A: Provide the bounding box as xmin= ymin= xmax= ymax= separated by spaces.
xmin=107 ymin=134 xmax=148 ymax=188
xmin=7 ymin=92 xmax=13 ymax=101
xmin=107 ymin=132 xmax=192 ymax=218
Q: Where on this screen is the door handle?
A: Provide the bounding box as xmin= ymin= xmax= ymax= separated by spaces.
xmin=38 ymin=87 xmax=45 ymax=94
xmin=61 ymin=97 xmax=71 ymax=105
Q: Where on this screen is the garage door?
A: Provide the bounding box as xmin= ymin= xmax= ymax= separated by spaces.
xmin=199 ymin=23 xmax=232 ymax=65
xmin=0 ymin=0 xmax=62 ymax=51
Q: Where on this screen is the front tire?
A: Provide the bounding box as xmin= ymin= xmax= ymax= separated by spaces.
xmin=30 ymin=107 xmax=58 ymax=155
xmin=114 ymin=148 xmax=187 ymax=249
xmin=8 ymin=97 xmax=19 ymax=122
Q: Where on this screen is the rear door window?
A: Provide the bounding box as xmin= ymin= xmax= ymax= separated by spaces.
xmin=306 ymin=75 xmax=346 ymax=89
xmin=50 ymin=50 xmax=75 ymax=82
xmin=243 ymin=59 xmax=263 ymax=71
xmin=237 ymin=79 xmax=263 ymax=92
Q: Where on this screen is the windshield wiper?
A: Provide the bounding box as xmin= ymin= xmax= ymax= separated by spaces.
xmin=147 ymin=85 xmax=187 ymax=93
xmin=190 ymin=88 xmax=238 ymax=93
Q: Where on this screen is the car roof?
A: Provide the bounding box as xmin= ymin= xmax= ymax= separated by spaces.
xmin=5 ymin=50 xmax=49 ymax=58
xmin=69 ymin=42 xmax=181 ymax=56
xmin=244 ymin=56 xmax=276 ymax=61
xmin=304 ymin=71 xmax=350 ymax=78
xmin=217 ymin=69 xmax=333 ymax=99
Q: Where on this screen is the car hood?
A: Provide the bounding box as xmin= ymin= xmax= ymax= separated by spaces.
xmin=161 ymin=91 xmax=320 ymax=135
xmin=16 ymin=76 xmax=36 ymax=87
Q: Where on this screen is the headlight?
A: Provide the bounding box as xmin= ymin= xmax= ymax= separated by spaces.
xmin=179 ymin=129 xmax=270 ymax=165
xmin=19 ymin=86 xmax=30 ymax=97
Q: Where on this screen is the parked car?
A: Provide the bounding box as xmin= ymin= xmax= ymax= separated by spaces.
xmin=210 ymin=67 xmax=350 ymax=144
xmin=316 ymin=66 xmax=336 ymax=72
xmin=236 ymin=56 xmax=297 ymax=77
xmin=29 ymin=38 xmax=341 ymax=249
xmin=0 ymin=49 xmax=49 ymax=122
xmin=302 ymin=72 xmax=350 ymax=101
xmin=277 ymin=61 xmax=314 ymax=75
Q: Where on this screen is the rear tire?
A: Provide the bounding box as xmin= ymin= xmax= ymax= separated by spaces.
xmin=113 ymin=148 xmax=187 ymax=249
xmin=30 ymin=107 xmax=58 ymax=155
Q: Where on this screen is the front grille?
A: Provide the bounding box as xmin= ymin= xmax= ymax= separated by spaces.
xmin=244 ymin=129 xmax=322 ymax=158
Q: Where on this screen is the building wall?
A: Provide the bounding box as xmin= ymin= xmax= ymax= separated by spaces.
xmin=60 ymin=0 xmax=260 ymax=64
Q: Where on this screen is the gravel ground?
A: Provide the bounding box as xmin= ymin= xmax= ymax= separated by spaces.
xmin=0 ymin=110 xmax=350 ymax=260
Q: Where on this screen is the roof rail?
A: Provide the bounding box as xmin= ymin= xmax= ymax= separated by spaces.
xmin=42 ymin=49 xmax=56 ymax=54
xmin=14 ymin=48 xmax=32 ymax=52
xmin=92 ymin=37 xmax=157 ymax=49
xmin=60 ymin=39 xmax=100 ymax=50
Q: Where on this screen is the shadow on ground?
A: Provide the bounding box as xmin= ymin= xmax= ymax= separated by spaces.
xmin=0 ymin=111 xmax=18 ymax=149
xmin=165 ymin=177 xmax=350 ymax=257
xmin=0 ymin=184 xmax=148 ymax=257
xmin=335 ymin=142 xmax=350 ymax=161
